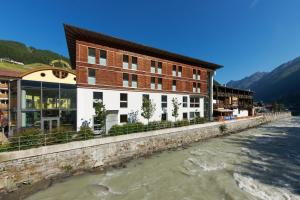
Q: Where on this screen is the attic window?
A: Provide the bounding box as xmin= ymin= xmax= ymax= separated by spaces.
xmin=52 ymin=70 xmax=69 ymax=79
xmin=40 ymin=73 xmax=46 ymax=77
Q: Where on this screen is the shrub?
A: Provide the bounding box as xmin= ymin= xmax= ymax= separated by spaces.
xmin=219 ymin=124 xmax=228 ymax=133
xmin=9 ymin=128 xmax=43 ymax=150
xmin=109 ymin=122 xmax=144 ymax=136
xmin=174 ymin=120 xmax=190 ymax=127
xmin=76 ymin=126 xmax=94 ymax=140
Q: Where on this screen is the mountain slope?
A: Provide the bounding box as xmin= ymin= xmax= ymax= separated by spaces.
xmin=227 ymin=56 xmax=300 ymax=114
xmin=0 ymin=40 xmax=69 ymax=66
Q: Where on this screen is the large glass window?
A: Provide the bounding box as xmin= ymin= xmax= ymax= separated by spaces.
xmin=88 ymin=68 xmax=96 ymax=85
xmin=190 ymin=96 xmax=200 ymax=108
xmin=42 ymin=82 xmax=59 ymax=109
xmin=21 ymin=111 xmax=41 ymax=128
xmin=123 ymin=55 xmax=129 ymax=69
xmin=60 ymin=84 xmax=76 ymax=109
xmin=132 ymin=57 xmax=138 ymax=70
xmin=100 ymin=50 xmax=107 ymax=66
xmin=88 ymin=48 xmax=96 ymax=64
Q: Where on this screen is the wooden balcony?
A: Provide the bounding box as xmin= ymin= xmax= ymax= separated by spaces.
xmin=0 ymin=104 xmax=8 ymax=110
xmin=0 ymin=83 xmax=8 ymax=89
xmin=0 ymin=93 xmax=8 ymax=99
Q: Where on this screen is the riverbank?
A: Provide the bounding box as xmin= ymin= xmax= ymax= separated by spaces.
xmin=0 ymin=112 xmax=291 ymax=199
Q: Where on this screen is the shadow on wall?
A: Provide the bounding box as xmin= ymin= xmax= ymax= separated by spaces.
xmin=226 ymin=117 xmax=300 ymax=195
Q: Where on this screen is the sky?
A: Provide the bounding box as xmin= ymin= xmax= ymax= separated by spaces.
xmin=0 ymin=0 xmax=300 ymax=83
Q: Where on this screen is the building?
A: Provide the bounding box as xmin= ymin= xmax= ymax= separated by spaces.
xmin=8 ymin=67 xmax=77 ymax=134
xmin=213 ymin=84 xmax=254 ymax=120
xmin=64 ymin=24 xmax=222 ymax=132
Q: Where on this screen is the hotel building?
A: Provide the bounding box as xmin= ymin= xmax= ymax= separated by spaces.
xmin=64 ymin=24 xmax=222 ymax=132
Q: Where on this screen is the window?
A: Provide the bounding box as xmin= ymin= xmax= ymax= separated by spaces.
xmin=161 ymin=113 xmax=167 ymax=121
xmin=190 ymin=97 xmax=200 ymax=108
xmin=172 ymin=80 xmax=176 ymax=91
xmin=151 ymin=77 xmax=156 ymax=89
xmin=123 ymin=73 xmax=129 ymax=87
xmin=151 ymin=61 xmax=156 ymax=73
xmin=158 ymin=78 xmax=162 ymax=90
xmin=157 ymin=62 xmax=162 ymax=74
xmin=123 ymin=55 xmax=129 ymax=69
xmin=88 ymin=68 xmax=96 ymax=85
xmin=93 ymin=116 xmax=102 ymax=132
xmin=197 ymin=70 xmax=201 ymax=80
xmin=193 ymin=82 xmax=196 ymax=93
xmin=120 ymin=114 xmax=128 ymax=123
xmin=190 ymin=112 xmax=194 ymax=119
xmin=132 ymin=57 xmax=138 ymax=70
xmin=143 ymin=94 xmax=149 ymax=101
xmin=161 ymin=95 xmax=167 ymax=108
xmin=93 ymin=92 xmax=103 ymax=107
xmin=88 ymin=48 xmax=96 ymax=64
xmin=100 ymin=50 xmax=107 ymax=66
xmin=193 ymin=69 xmax=196 ymax=80
xmin=120 ymin=93 xmax=128 ymax=108
xmin=183 ymin=112 xmax=188 ymax=120
xmin=178 ymin=66 xmax=182 ymax=77
xmin=197 ymin=83 xmax=201 ymax=93
xmin=172 ymin=65 xmax=177 ymax=76
xmin=183 ymin=96 xmax=188 ymax=107
xmin=132 ymin=74 xmax=138 ymax=88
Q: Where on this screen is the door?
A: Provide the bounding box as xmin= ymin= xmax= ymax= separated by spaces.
xmin=42 ymin=117 xmax=59 ymax=133
xmin=105 ymin=110 xmax=119 ymax=134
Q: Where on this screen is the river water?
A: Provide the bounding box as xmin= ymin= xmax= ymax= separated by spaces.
xmin=26 ymin=117 xmax=300 ymax=200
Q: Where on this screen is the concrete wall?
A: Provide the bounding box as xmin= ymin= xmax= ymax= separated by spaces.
xmin=0 ymin=112 xmax=291 ymax=198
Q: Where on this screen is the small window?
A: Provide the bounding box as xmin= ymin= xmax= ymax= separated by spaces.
xmin=93 ymin=116 xmax=102 ymax=131
xmin=88 ymin=68 xmax=96 ymax=85
xmin=193 ymin=82 xmax=197 ymax=93
xmin=183 ymin=96 xmax=187 ymax=107
xmin=172 ymin=65 xmax=177 ymax=76
xmin=120 ymin=93 xmax=128 ymax=108
xmin=151 ymin=61 xmax=156 ymax=73
xmin=161 ymin=113 xmax=167 ymax=121
xmin=123 ymin=55 xmax=129 ymax=69
xmin=193 ymin=69 xmax=196 ymax=79
xmin=88 ymin=48 xmax=96 ymax=64
xmin=123 ymin=73 xmax=129 ymax=87
xmin=93 ymin=92 xmax=103 ymax=107
xmin=157 ymin=78 xmax=162 ymax=90
xmin=190 ymin=97 xmax=200 ymax=108
xmin=190 ymin=112 xmax=195 ymax=119
xmin=197 ymin=70 xmax=201 ymax=80
xmin=151 ymin=77 xmax=156 ymax=90
xmin=40 ymin=73 xmax=46 ymax=77
xmin=197 ymin=83 xmax=201 ymax=93
xmin=100 ymin=50 xmax=107 ymax=66
xmin=132 ymin=74 xmax=138 ymax=88
xmin=132 ymin=57 xmax=138 ymax=70
xmin=161 ymin=95 xmax=167 ymax=108
xmin=183 ymin=112 xmax=188 ymax=120
xmin=120 ymin=114 xmax=128 ymax=123
xmin=157 ymin=62 xmax=162 ymax=74
xmin=172 ymin=80 xmax=176 ymax=91
xmin=178 ymin=66 xmax=182 ymax=77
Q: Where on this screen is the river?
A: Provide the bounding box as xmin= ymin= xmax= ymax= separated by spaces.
xmin=26 ymin=117 xmax=300 ymax=200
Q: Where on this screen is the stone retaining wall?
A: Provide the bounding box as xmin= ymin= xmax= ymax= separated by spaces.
xmin=0 ymin=112 xmax=291 ymax=199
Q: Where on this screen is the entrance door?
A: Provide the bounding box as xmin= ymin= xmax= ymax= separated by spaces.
xmin=105 ymin=110 xmax=119 ymax=134
xmin=42 ymin=117 xmax=59 ymax=133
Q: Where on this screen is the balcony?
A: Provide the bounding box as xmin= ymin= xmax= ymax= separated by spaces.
xmin=0 ymin=83 xmax=8 ymax=89
xmin=0 ymin=104 xmax=8 ymax=110
xmin=0 ymin=93 xmax=8 ymax=99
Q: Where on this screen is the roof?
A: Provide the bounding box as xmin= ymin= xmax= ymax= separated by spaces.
xmin=214 ymin=84 xmax=254 ymax=94
xmin=64 ymin=24 xmax=223 ymax=70
xmin=0 ymin=62 xmax=75 ymax=79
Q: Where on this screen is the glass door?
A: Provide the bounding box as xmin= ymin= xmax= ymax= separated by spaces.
xmin=42 ymin=117 xmax=59 ymax=133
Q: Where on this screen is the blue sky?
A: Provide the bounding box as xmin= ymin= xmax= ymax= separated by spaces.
xmin=1 ymin=0 xmax=300 ymax=83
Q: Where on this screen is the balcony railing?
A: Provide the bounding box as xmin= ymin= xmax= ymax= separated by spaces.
xmin=0 ymin=104 xmax=8 ymax=110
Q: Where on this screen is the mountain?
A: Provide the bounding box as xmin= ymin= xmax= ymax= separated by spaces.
xmin=0 ymin=40 xmax=70 ymax=67
xmin=227 ymin=56 xmax=300 ymax=115
xmin=227 ymin=72 xmax=267 ymax=89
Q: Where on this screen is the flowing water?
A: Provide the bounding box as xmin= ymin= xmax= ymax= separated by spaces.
xmin=26 ymin=117 xmax=300 ymax=200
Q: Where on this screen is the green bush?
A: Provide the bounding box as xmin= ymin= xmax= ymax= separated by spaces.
xmin=174 ymin=120 xmax=190 ymax=127
xmin=219 ymin=124 xmax=228 ymax=133
xmin=9 ymin=128 xmax=43 ymax=150
xmin=76 ymin=126 xmax=94 ymax=140
xmin=109 ymin=122 xmax=144 ymax=136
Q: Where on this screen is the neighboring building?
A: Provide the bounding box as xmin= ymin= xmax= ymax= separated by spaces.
xmin=9 ymin=68 xmax=77 ymax=134
xmin=64 ymin=24 xmax=222 ymax=132
xmin=213 ymin=84 xmax=254 ymax=120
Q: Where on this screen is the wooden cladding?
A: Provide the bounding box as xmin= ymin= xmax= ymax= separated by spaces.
xmin=76 ymin=41 xmax=209 ymax=95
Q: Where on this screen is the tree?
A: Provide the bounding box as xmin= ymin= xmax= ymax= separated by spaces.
xmin=94 ymin=100 xmax=106 ymax=131
xmin=141 ymin=97 xmax=156 ymax=124
xmin=172 ymin=97 xmax=181 ymax=121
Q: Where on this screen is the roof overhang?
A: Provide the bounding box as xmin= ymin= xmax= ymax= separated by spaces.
xmin=64 ymin=24 xmax=223 ymax=71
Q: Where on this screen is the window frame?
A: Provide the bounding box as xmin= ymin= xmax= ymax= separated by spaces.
xmin=132 ymin=56 xmax=138 ymax=70
xmin=123 ymin=73 xmax=129 ymax=87
xmin=132 ymin=74 xmax=138 ymax=88
xmin=120 ymin=93 xmax=128 ymax=108
xmin=120 ymin=114 xmax=128 ymax=123
xmin=161 ymin=95 xmax=167 ymax=108
xmin=123 ymin=55 xmax=129 ymax=69
xmin=88 ymin=47 xmax=96 ymax=64
xmin=88 ymin=68 xmax=96 ymax=85
xmin=99 ymin=50 xmax=107 ymax=66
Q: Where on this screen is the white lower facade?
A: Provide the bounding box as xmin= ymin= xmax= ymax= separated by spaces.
xmin=77 ymin=87 xmax=205 ymax=132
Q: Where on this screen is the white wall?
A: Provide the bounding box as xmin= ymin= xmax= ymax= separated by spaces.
xmin=77 ymin=88 xmax=204 ymax=130
xmin=233 ymin=109 xmax=249 ymax=117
